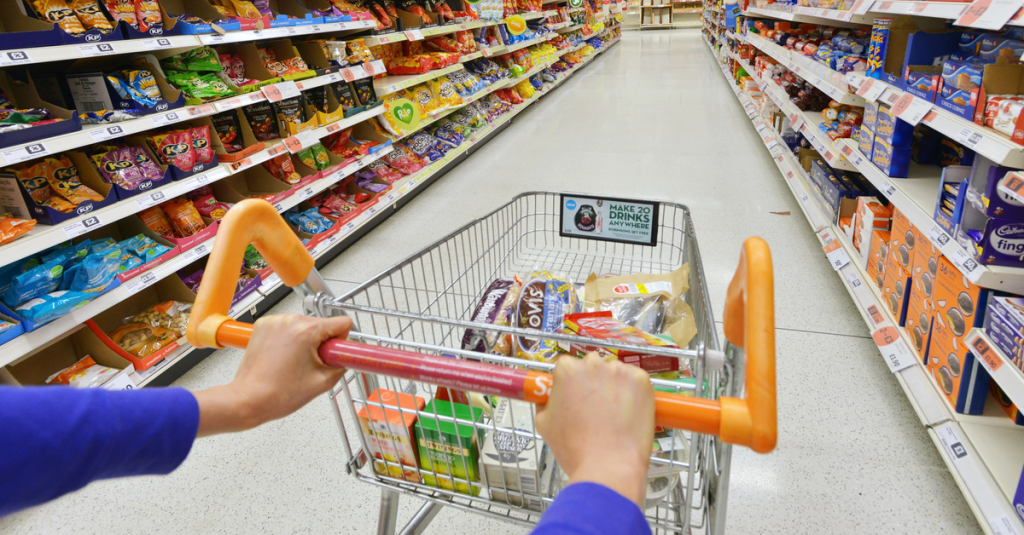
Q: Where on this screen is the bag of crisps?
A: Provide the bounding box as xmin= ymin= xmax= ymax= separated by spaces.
xmin=411 ymin=83 xmax=443 ymax=115
xmin=45 ymin=155 xmax=104 ymax=205
xmin=163 ymin=198 xmax=206 ymax=237
xmin=140 ymin=206 xmax=175 ymax=237
xmin=262 ymin=153 xmax=301 ymax=185
xmin=429 ymin=76 xmax=464 ymax=110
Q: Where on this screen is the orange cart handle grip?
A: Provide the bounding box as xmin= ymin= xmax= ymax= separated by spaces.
xmin=186 ymin=199 xmax=315 ymax=349
xmin=721 ymin=237 xmax=777 ymax=453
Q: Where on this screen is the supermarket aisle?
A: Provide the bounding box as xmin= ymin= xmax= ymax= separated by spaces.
xmin=0 ymin=31 xmax=982 ymax=535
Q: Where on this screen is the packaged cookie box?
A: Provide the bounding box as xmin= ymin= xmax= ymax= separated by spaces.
xmin=0 ymin=71 xmax=81 ymax=149
xmin=84 ymin=274 xmax=196 ymax=371
xmin=79 ymin=215 xmax=180 ymax=283
xmin=968 ymin=157 xmax=1024 ymax=220
xmin=942 ymin=61 xmax=1024 ymax=127
xmin=0 ymin=150 xmax=117 ymax=226
xmin=65 ymin=56 xmax=185 ymax=117
xmin=903 ymin=66 xmax=942 ymax=103
xmin=866 ymin=229 xmax=890 ymax=290
xmin=358 ymin=388 xmax=426 ymax=484
xmin=990 ymin=382 xmax=1024 ymax=426
xmin=903 ymin=272 xmax=934 ymax=362
xmin=881 ymin=247 xmax=911 ymax=325
xmin=489 ymin=448 xmax=556 ymax=512
xmin=985 ymin=296 xmax=1024 ymax=370
xmin=933 ymin=165 xmax=970 ymax=236
xmin=0 ymin=0 xmax=123 ymax=50
xmin=0 ymin=326 xmax=135 ymax=389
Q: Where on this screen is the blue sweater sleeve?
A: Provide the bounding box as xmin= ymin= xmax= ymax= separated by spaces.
xmin=532 ymin=483 xmax=651 ymax=535
xmin=0 ymin=386 xmax=200 ymax=516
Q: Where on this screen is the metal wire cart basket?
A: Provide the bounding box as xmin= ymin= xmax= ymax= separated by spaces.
xmin=186 ymin=192 xmax=777 ymax=535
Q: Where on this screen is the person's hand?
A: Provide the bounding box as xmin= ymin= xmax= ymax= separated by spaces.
xmin=194 ymin=314 xmax=352 ymax=437
xmin=535 ymin=353 xmax=655 ymax=507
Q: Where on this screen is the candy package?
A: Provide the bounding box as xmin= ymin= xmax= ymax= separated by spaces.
xmin=583 ymin=264 xmax=697 ymax=347
xmin=16 ymin=291 xmax=92 ymax=324
xmin=0 ymin=215 xmax=36 ymax=246
xmin=380 ymin=144 xmax=425 ymax=174
xmin=46 ymin=356 xmax=118 ymax=388
xmin=140 ymin=206 xmax=174 ymax=237
xmin=163 ymin=198 xmax=206 ymax=237
xmin=461 ymin=278 xmax=515 ymax=354
xmin=211 ymin=111 xmax=244 ymax=153
xmin=513 ymin=270 xmax=578 ymax=363
xmin=126 ymin=300 xmax=192 ymax=336
xmin=108 ymin=323 xmax=178 ymax=358
xmin=263 ymin=153 xmax=301 ymax=185
xmin=68 ymin=247 xmax=122 ymax=293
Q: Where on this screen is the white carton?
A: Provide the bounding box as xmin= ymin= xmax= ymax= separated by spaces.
xmin=481 ymin=398 xmax=545 ymax=494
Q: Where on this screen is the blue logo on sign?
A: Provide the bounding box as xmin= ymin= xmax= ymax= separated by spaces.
xmin=566 ymin=200 xmax=577 ymax=210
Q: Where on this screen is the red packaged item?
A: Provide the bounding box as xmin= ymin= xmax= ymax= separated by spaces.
xmin=156 ymin=130 xmax=196 ymax=172
xmin=367 ymin=158 xmax=405 ymax=182
xmin=380 ymin=144 xmax=424 ymax=174
xmin=403 ymin=39 xmax=425 ymax=56
xmin=190 ymin=125 xmax=214 ymax=164
xmin=387 ymin=55 xmax=433 ymax=75
xmin=562 ymin=311 xmax=680 ymax=373
xmin=323 ymin=126 xmax=354 ymax=156
xmin=455 ymin=30 xmax=476 ymax=54
xmin=192 ymin=194 xmax=230 ymax=219
xmin=320 ymin=194 xmax=359 ymax=220
xmin=424 ymin=34 xmax=460 ymax=54
xmin=262 ymin=153 xmax=301 ymax=185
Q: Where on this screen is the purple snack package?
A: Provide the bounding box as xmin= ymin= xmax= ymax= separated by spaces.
xmin=461 ymin=279 xmax=513 ymax=352
xmin=99 ymin=147 xmax=146 ymax=189
xmin=129 ymin=146 xmax=165 ymax=182
xmin=181 ymin=269 xmax=204 ymax=293
xmin=251 ymin=0 xmax=271 ymax=15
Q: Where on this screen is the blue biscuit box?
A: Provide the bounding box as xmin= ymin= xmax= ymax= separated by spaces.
xmin=858 ymin=125 xmax=876 ymax=160
xmin=980 ymin=35 xmax=1024 ymax=63
xmin=874 ymin=104 xmax=914 ymax=147
xmin=872 ymin=137 xmax=911 ymax=178
xmin=904 ymin=69 xmax=940 ymax=102
xmin=862 ymin=100 xmax=879 ymax=130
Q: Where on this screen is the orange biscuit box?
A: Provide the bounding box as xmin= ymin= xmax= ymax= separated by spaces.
xmin=866 ymin=229 xmax=890 ymax=291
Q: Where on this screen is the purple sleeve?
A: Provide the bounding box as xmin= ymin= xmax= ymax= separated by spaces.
xmin=0 ymin=386 xmax=200 ymax=516
xmin=532 ymin=483 xmax=651 ymax=535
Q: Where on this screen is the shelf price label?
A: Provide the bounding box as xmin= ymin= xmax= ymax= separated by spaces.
xmin=404 ymin=29 xmax=425 ymax=41
xmin=998 ymin=171 xmax=1024 ymax=203
xmin=865 ymin=304 xmax=885 ymax=326
xmin=124 ymin=270 xmax=158 ymax=295
xmin=62 ymin=214 xmax=103 ymax=239
xmin=948 ymin=246 xmax=982 ymax=277
xmin=0 ymin=49 xmax=33 ymax=66
xmin=2 ymin=141 xmax=50 ymax=165
xmin=855 ymin=78 xmax=885 ymax=102
xmin=297 ymin=186 xmax=316 ymax=201
xmin=77 ymin=43 xmax=117 ymax=57
xmin=88 ymin=124 xmax=127 ymax=142
xmin=262 ymin=81 xmax=301 ymax=103
xmin=823 ymin=238 xmax=850 ymax=270
xmin=891 ymin=93 xmax=931 ymax=126
xmin=955 ymin=0 xmax=1024 ymax=30
xmin=971 ymin=335 xmax=1003 ymax=372
xmin=955 ymin=127 xmax=984 ymax=148
xmin=935 ymin=423 xmax=970 ymax=463
xmin=150 ymin=110 xmax=184 ymax=127
xmin=926 ymin=224 xmax=952 ymax=248
xmin=871 ymin=326 xmax=917 ymax=372
xmin=135 ymin=189 xmax=168 ymax=210
xmin=142 ymin=38 xmax=175 ymax=49
xmin=880 ymin=179 xmax=897 ymax=198
xmin=789 ymin=113 xmax=803 ymax=130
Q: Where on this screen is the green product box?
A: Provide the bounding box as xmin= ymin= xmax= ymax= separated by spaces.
xmin=414 ymin=400 xmax=485 ymax=496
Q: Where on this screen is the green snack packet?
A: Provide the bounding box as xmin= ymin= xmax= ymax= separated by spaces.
xmin=165 ymin=70 xmax=202 ymax=89
xmin=185 ymin=46 xmax=223 ymax=72
xmin=161 ymin=53 xmax=189 ymax=72
xmin=308 ymin=142 xmax=330 ymax=171
xmin=188 ymin=74 xmax=234 ymax=99
xmin=295 ymin=146 xmax=317 ymax=170
xmin=243 ymin=244 xmax=268 ymax=270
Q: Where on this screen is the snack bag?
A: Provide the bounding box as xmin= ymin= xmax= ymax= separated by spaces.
xmin=16 ymin=290 xmax=92 ymax=323
xmin=105 ymin=0 xmax=137 ymax=26
xmin=163 ymin=198 xmax=206 ymax=236
xmin=13 ymin=160 xmax=59 ymax=206
xmin=140 ymin=206 xmax=175 ymax=237
xmin=379 ymin=89 xmax=425 ymax=136
xmin=190 ymin=126 xmax=214 ymax=164
xmin=150 ymin=130 xmax=197 ymax=171
xmin=411 ymin=83 xmax=443 ymax=115
xmin=461 ymin=278 xmax=515 ymax=354
xmin=108 ymin=323 xmax=178 ymax=358
xmin=514 ymin=270 xmax=577 ymax=363
xmin=126 ymin=300 xmax=192 ymax=336
xmin=68 ymin=247 xmax=122 ymax=293
xmin=323 ymin=126 xmax=353 ymax=156
xmin=329 ymin=82 xmax=358 ymax=113
xmin=118 ymin=234 xmax=170 ymax=262
xmin=405 ymin=132 xmax=445 ymax=162
xmin=46 ymin=356 xmax=118 ymax=388
xmin=263 ymin=153 xmax=301 ymax=184
xmin=32 ymin=0 xmax=87 ymax=36
xmin=0 ymin=215 xmax=36 ymax=245
xmin=212 ymin=111 xmax=244 ymax=152
xmin=3 ymin=257 xmax=64 ymax=308
xmin=583 ymin=264 xmax=697 ymax=347
xmin=274 ymin=96 xmax=306 ymax=134
xmin=306 ymin=86 xmax=329 ymax=114
xmin=380 ymin=144 xmax=425 ymax=174
xmin=428 ymin=76 xmax=464 ymax=111
xmin=193 ymin=195 xmax=230 ymax=219
xmin=242 ymin=102 xmax=278 ymax=142
xmin=243 ymin=244 xmax=268 ymax=270
xmin=430 ymin=122 xmax=464 ymax=147
xmin=387 ymin=55 xmax=433 ymax=75
xmin=515 ymin=79 xmax=535 ymax=99
xmin=71 ymin=0 xmax=115 ymax=31
xmin=366 ymin=158 xmax=405 ymax=182
xmin=352 ymin=79 xmax=376 ymax=106
xmin=134 ymin=0 xmax=161 ymax=31
xmin=45 ymin=155 xmax=104 ymax=205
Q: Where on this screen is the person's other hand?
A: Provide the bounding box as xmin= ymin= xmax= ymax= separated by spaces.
xmin=536 ymin=353 xmax=655 ymax=507
xmin=195 ymin=314 xmax=352 ymax=437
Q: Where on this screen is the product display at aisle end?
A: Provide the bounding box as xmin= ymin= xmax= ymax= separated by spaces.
xmin=0 ymin=0 xmax=622 ymax=390
xmin=705 ymin=1 xmax=1024 ymax=534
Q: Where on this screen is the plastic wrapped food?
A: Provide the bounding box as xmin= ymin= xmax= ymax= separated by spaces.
xmin=190 ymin=126 xmax=214 ymax=164
xmin=118 ymin=234 xmax=169 ymax=263
xmin=16 ymin=291 xmax=92 ymax=324
xmin=68 ymin=247 xmax=122 ymax=293
xmin=263 ymin=153 xmax=301 ymax=185
xmin=461 ymin=278 xmax=514 ymax=353
xmin=330 ymin=82 xmax=358 ymax=113
xmin=411 ymin=83 xmax=443 ymax=115
xmin=352 ymin=79 xmax=376 ymax=106
xmin=243 ymin=244 xmax=268 ymax=270
xmin=46 ymin=356 xmax=118 ymax=388
xmin=193 ymin=195 xmax=230 ymax=219
xmin=380 ymin=144 xmax=425 ymax=174
xmin=163 ymin=198 xmax=206 ymax=237
xmin=134 ymin=0 xmax=162 ymax=31
xmin=242 ymin=102 xmax=278 ymax=142
xmin=108 ymin=323 xmax=178 ymax=358
xmin=3 ymin=257 xmax=64 ymax=308
xmin=126 ymin=300 xmax=192 ymax=336
xmin=105 ymin=0 xmax=137 ymax=27
xmin=366 ymin=159 xmax=404 ymax=182
xmin=429 ymin=76 xmax=463 ymax=110
xmin=43 ymin=155 xmax=103 ymax=204
xmin=274 ymin=96 xmax=306 ymax=134
xmin=404 ymin=132 xmax=445 ymax=162
xmin=583 ymin=264 xmax=696 ymax=347
xmin=388 ymin=55 xmax=434 ymax=75
xmin=149 ymin=130 xmax=196 ymax=171
xmin=514 ymin=270 xmax=578 ymax=363
xmin=32 ymin=0 xmax=87 ymax=36
xmin=0 ymin=215 xmax=37 ymax=245
xmin=79 ymin=109 xmax=145 ymax=124
xmin=140 ymin=206 xmax=175 ymax=237
xmin=212 ymin=111 xmax=244 ymax=152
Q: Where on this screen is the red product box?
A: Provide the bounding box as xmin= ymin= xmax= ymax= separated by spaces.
xmin=562 ymin=311 xmax=680 ymax=373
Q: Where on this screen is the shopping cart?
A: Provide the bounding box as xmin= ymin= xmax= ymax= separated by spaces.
xmin=187 ymin=192 xmax=775 ymax=535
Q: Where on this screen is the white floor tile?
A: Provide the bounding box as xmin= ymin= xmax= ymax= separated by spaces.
xmin=0 ymin=29 xmax=983 ymax=535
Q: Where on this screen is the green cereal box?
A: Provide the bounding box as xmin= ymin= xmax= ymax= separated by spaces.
xmin=414 ymin=400 xmax=485 ymax=496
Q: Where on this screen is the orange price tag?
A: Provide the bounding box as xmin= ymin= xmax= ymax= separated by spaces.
xmin=823 ymin=240 xmax=841 ymax=254
xmin=341 ymin=68 xmax=356 ymax=82
xmin=923 ymin=110 xmax=938 ymax=123
xmin=230 ymin=158 xmax=252 ymax=171
xmin=189 ymin=104 xmax=215 ymax=116
xmin=971 ymin=336 xmax=1003 ymax=371
xmin=284 ymin=136 xmax=304 ymax=153
xmin=262 ymin=85 xmax=282 ymax=102
xmin=877 ymin=1 xmax=892 ymax=9
xmin=363 ymin=61 xmax=375 ymax=76
xmin=267 ymin=144 xmax=286 ymax=157
xmin=326 ymin=122 xmax=341 ymax=133
xmin=841 ymin=144 xmax=852 ymax=156
xmin=911 ymin=2 xmax=926 ymax=12
xmin=786 ymin=170 xmax=794 ymax=179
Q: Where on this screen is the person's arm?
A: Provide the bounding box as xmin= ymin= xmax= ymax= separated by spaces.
xmin=0 ymin=314 xmax=351 ymax=516
xmin=532 ymin=354 xmax=655 ymax=535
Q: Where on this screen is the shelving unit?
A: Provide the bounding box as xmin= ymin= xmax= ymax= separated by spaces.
xmin=639 ymin=0 xmax=674 ymax=28
xmin=704 ymin=8 xmax=1024 ymax=532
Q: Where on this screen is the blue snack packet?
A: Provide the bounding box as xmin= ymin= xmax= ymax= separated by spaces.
xmin=42 ymin=239 xmax=92 ymax=269
xmin=15 ymin=291 xmax=93 ymax=324
xmin=3 ymin=258 xmax=65 ymax=308
xmin=118 ymin=234 xmax=171 ymax=263
xmin=118 ymin=252 xmax=145 ymax=273
xmin=70 ymin=248 xmax=123 ymax=294
xmin=89 ymin=238 xmax=118 ymax=255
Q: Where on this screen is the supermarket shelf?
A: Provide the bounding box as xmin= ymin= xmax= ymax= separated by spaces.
xmin=836 ymin=138 xmax=1024 ymax=293
xmin=548 ymin=21 xmax=572 ymax=29
xmin=557 ymin=23 xmax=586 ymax=32
xmin=705 ymin=37 xmax=1024 ymax=535
xmin=374 ymin=64 xmax=464 ymax=95
xmin=0 ymin=105 xmax=386 ymax=270
xmin=965 ymin=329 xmax=1024 ymax=410
xmin=845 ymin=72 xmax=1024 ymax=168
xmin=641 ymin=4 xmax=672 ymax=7
xmin=746 ymin=33 xmax=863 ymax=106
xmin=200 ymin=20 xmax=378 ymax=45
xmin=507 ymin=33 xmax=556 ymax=53
xmin=294 ymin=60 xmax=386 ymax=91
xmin=744 ymin=5 xmax=874 ymax=25
xmin=128 ymin=37 xmax=621 ymax=388
xmin=673 ymin=21 xmax=703 ymax=26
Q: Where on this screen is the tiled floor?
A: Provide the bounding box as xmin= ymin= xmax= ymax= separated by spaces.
xmin=0 ymin=30 xmax=983 ymax=534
